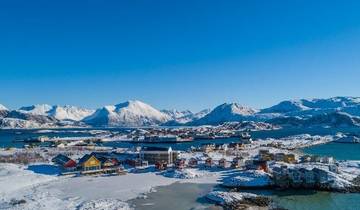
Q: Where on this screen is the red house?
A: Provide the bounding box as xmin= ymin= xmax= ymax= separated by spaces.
xmin=52 ymin=154 xmax=77 ymax=171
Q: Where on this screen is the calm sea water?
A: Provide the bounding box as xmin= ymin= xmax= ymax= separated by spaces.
xmin=3 ymin=126 xmax=360 ymax=149
xmin=130 ymin=183 xmax=360 ymax=210
xmin=130 ymin=183 xmax=217 ymax=210
xmin=303 ymin=142 xmax=360 ymax=160
xmin=271 ymin=190 xmax=360 ymax=210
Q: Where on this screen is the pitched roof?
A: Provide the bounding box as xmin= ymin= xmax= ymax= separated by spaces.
xmin=52 ymin=154 xmax=72 ymax=165
xmin=78 ymin=154 xmax=93 ymax=165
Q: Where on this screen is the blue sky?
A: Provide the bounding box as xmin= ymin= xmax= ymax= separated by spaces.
xmin=1 ymin=0 xmax=360 ymax=111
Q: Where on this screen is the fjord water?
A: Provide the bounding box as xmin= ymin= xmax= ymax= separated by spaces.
xmin=130 ymin=183 xmax=216 ymax=210
xmin=130 ymin=183 xmax=360 ymax=210
xmin=0 ymin=129 xmax=99 ymax=148
xmin=271 ymin=190 xmax=360 ymax=210
xmin=303 ymin=142 xmax=360 ymax=160
xmin=3 ymin=127 xmax=360 ymax=149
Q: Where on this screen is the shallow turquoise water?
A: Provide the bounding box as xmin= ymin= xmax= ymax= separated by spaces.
xmin=271 ymin=190 xmax=360 ymax=210
xmin=130 ymin=183 xmax=216 ymax=210
xmin=130 ymin=183 xmax=360 ymax=210
xmin=303 ymin=142 xmax=360 ymax=160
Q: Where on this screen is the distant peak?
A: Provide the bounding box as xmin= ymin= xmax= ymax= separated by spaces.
xmin=0 ymin=104 xmax=8 ymax=111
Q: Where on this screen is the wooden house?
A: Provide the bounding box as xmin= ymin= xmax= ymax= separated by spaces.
xmin=284 ymin=154 xmax=296 ymax=163
xmin=97 ymin=157 xmax=117 ymax=168
xmin=90 ymin=152 xmax=119 ymax=169
xmin=52 ymin=154 xmax=77 ymax=171
xmin=78 ymin=154 xmax=101 ymax=172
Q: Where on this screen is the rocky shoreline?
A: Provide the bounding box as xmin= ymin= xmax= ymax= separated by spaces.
xmin=206 ymin=191 xmax=287 ymax=210
xmin=220 ymin=171 xmax=360 ymax=193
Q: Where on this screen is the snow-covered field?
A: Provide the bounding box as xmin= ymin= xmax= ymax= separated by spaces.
xmin=0 ymin=163 xmax=223 ymax=210
xmin=0 ymin=164 xmax=168 ymax=210
xmin=222 ymin=170 xmax=272 ymax=188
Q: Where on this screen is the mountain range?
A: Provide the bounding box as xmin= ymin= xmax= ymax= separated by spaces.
xmin=2 ymin=96 xmax=360 ymax=129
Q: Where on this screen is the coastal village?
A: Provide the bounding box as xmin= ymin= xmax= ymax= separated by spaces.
xmin=1 ymin=125 xmax=360 ymax=210
xmin=2 ymin=0 xmax=360 ymax=208
xmin=47 ymin=132 xmax=356 ymax=193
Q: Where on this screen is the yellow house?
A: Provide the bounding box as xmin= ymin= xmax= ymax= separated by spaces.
xmin=284 ymin=154 xmax=296 ymax=163
xmin=79 ymin=154 xmax=101 ymax=171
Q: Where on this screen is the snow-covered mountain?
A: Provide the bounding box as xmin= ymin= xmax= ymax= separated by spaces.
xmin=267 ymin=112 xmax=360 ymax=128
xmin=0 ymin=104 xmax=8 ymax=111
xmin=0 ymin=117 xmax=56 ymax=129
xmin=216 ymin=121 xmax=281 ymax=131
xmin=190 ymin=103 xmax=257 ymax=125
xmin=188 ymin=97 xmax=360 ymax=127
xmin=193 ymin=109 xmax=212 ymax=119
xmin=0 ymin=104 xmax=93 ymax=128
xmin=0 ymin=109 xmax=60 ymax=129
xmin=84 ymin=100 xmax=171 ymax=127
xmin=161 ymin=109 xmax=211 ymax=125
xmin=47 ymin=105 xmax=95 ymax=121
xmin=161 ymin=109 xmax=193 ymax=120
xmin=18 ymin=104 xmax=53 ymax=116
xmin=260 ymin=97 xmax=360 ymax=117
xmin=3 ymin=96 xmax=360 ymax=129
xmin=261 ymin=100 xmax=309 ymax=114
xmin=0 ymin=104 xmax=9 ymax=118
xmin=18 ymin=104 xmax=94 ymax=121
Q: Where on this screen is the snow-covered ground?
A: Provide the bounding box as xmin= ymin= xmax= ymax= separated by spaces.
xmin=0 ymin=163 xmax=174 ymax=210
xmin=0 ymin=162 xmax=224 ymax=210
xmin=222 ymin=170 xmax=272 ymax=188
xmin=206 ymin=191 xmax=258 ymax=205
xmin=77 ymin=199 xmax=131 ymax=210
